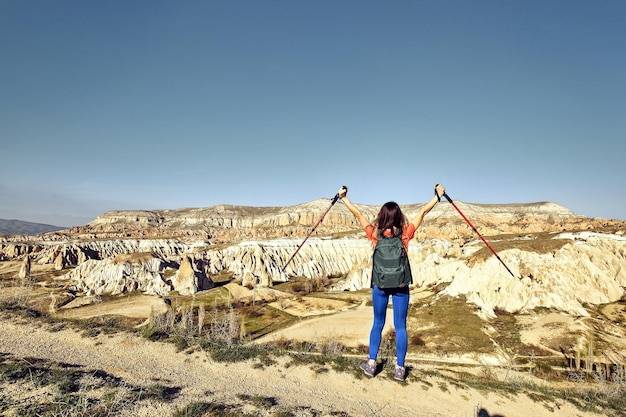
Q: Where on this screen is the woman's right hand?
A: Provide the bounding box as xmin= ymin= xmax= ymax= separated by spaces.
xmin=338 ymin=186 xmax=348 ymax=199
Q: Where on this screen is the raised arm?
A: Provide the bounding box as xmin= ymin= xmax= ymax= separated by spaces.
xmin=338 ymin=188 xmax=371 ymax=230
xmin=410 ymin=184 xmax=445 ymax=229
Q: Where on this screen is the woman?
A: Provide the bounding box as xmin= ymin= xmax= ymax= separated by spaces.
xmin=339 ymin=184 xmax=445 ymax=381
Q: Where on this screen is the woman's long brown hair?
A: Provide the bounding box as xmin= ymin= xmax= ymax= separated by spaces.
xmin=374 ymin=201 xmax=406 ymax=231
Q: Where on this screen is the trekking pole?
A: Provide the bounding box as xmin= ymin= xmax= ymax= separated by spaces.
xmin=282 ymin=186 xmax=348 ymax=273
xmin=440 ymin=188 xmax=515 ymax=278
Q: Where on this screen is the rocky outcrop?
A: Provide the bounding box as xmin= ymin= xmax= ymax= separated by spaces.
xmin=18 ymin=255 xmax=31 ymax=280
xmin=415 ymin=232 xmax=626 ymax=318
xmin=171 ymin=254 xmax=214 ymax=295
xmin=66 ymin=255 xmax=173 ymax=296
xmin=202 ymin=238 xmax=373 ymax=288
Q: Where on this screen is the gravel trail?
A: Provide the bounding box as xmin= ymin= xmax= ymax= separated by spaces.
xmin=0 ymin=316 xmax=596 ymax=417
xmin=0 ymin=317 xmax=424 ymax=416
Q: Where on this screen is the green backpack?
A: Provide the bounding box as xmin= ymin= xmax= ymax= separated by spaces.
xmin=371 ymin=228 xmax=413 ymax=289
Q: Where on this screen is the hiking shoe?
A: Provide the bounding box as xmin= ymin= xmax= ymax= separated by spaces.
xmin=360 ymin=360 xmax=376 ymax=377
xmin=394 ymin=365 xmax=406 ymax=381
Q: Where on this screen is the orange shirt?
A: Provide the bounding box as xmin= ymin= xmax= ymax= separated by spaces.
xmin=365 ymin=223 xmax=416 ymax=251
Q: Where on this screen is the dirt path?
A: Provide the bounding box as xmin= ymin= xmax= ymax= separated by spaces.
xmin=0 ymin=316 xmax=595 ymax=417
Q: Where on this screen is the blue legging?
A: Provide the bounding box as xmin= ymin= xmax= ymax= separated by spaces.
xmin=369 ymin=285 xmax=410 ymax=367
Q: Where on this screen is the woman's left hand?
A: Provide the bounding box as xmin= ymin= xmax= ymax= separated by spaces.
xmin=435 ymin=184 xmax=445 ymax=198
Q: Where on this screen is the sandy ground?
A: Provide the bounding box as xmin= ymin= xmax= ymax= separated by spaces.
xmin=0 ymin=311 xmax=601 ymax=417
xmin=257 ymin=300 xmax=385 ymax=348
xmin=516 ymin=312 xmax=585 ymax=355
xmin=57 ymin=295 xmax=169 ymax=319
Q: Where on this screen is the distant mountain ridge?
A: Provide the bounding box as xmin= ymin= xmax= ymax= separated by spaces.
xmin=59 ymin=199 xmax=597 ymax=244
xmin=2 ymin=199 xmax=613 ymax=242
xmin=0 ymin=219 xmax=65 ymax=235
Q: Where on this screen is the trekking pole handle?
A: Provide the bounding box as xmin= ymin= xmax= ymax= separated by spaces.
xmin=334 ymin=185 xmax=348 ymax=203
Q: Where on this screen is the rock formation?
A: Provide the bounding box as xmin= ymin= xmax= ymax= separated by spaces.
xmin=18 ymin=254 xmax=31 ymax=280
xmin=171 ymin=254 xmax=214 ymax=295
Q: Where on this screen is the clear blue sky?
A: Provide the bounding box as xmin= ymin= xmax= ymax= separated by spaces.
xmin=1 ymin=1 xmax=625 ymax=227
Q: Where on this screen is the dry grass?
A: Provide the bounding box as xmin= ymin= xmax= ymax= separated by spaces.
xmin=466 ymin=232 xmax=571 ymax=266
xmin=111 ymin=252 xmax=154 ymax=264
xmin=407 ymin=295 xmax=494 ymax=355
